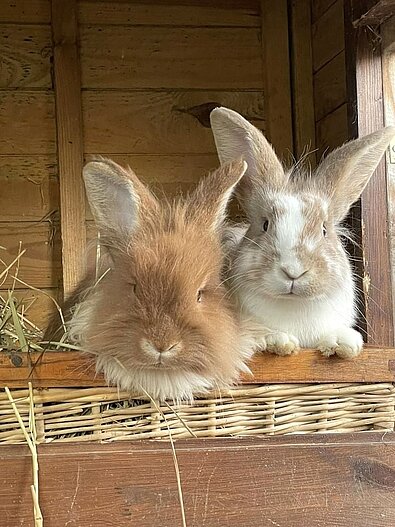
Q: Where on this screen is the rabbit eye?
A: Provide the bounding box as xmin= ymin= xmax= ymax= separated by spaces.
xmin=323 ymin=224 xmax=327 ymax=237
xmin=197 ymin=290 xmax=203 ymax=303
xmin=262 ymin=219 xmax=269 ymax=232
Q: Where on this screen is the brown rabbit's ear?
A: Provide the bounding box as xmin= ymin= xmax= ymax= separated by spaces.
xmin=314 ymin=127 xmax=395 ymax=222
xmin=83 ymin=159 xmax=158 ymax=235
xmin=210 ymin=107 xmax=286 ymax=213
xmin=188 ymin=158 xmax=248 ymax=231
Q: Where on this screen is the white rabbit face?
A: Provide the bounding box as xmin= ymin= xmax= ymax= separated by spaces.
xmin=234 ymin=189 xmax=349 ymax=300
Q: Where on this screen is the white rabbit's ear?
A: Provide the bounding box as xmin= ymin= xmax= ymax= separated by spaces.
xmin=210 ymin=107 xmax=285 ymax=194
xmin=188 ymin=158 xmax=247 ymax=231
xmin=315 ymin=127 xmax=395 ymax=222
xmin=83 ymin=159 xmax=157 ymax=236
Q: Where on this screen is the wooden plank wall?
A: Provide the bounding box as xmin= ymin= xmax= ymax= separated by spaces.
xmin=0 ymin=1 xmax=61 ymax=327
xmin=312 ymin=0 xmax=349 ymax=157
xmin=0 ymin=0 xmax=266 ymax=327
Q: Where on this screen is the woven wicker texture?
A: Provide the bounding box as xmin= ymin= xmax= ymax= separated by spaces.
xmin=1 ymin=383 xmax=394 ymax=444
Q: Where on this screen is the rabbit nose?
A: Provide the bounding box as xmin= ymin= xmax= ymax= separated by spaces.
xmin=281 ymin=266 xmax=309 ymax=281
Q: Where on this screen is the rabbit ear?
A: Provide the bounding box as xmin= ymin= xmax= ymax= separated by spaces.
xmin=83 ymin=159 xmax=157 ymax=236
xmin=315 ymin=127 xmax=395 ymax=222
xmin=189 ymin=158 xmax=248 ymax=231
xmin=210 ymin=107 xmax=286 ymax=211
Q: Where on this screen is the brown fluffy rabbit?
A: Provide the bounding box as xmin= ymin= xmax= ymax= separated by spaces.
xmin=62 ymin=158 xmax=252 ymax=400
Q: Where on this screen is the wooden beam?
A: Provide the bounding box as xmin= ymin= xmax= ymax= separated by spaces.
xmin=260 ymin=0 xmax=294 ymax=160
xmin=51 ymin=0 xmax=86 ymax=298
xmin=344 ymin=0 xmax=395 ymax=346
xmin=0 ymin=346 xmax=394 ymax=388
xmin=353 ymin=0 xmax=395 ymax=26
xmin=289 ymin=0 xmax=317 ymax=163
xmin=2 ymin=433 xmax=395 ymax=527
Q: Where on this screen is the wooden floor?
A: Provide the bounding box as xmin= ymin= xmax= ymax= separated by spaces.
xmin=1 ymin=433 xmax=395 ymax=526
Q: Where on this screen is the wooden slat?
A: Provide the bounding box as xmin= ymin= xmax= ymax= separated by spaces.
xmin=1 ymin=347 xmax=394 ymax=388
xmin=1 ymin=434 xmax=395 ymax=526
xmin=314 ymin=51 xmax=347 ymax=121
xmin=260 ymin=0 xmax=293 ymax=159
xmin=83 ymin=91 xmax=265 ymax=154
xmin=312 ymin=0 xmax=338 ymax=22
xmin=51 ymin=0 xmax=86 ymax=297
xmin=0 ymin=222 xmax=61 ymax=289
xmin=0 ymin=92 xmax=55 ymax=154
xmin=382 ymin=16 xmax=395 ymax=339
xmin=352 ymin=14 xmax=394 ymax=346
xmin=80 ymin=26 xmax=262 ymax=90
xmin=290 ymin=0 xmax=317 ymax=161
xmin=78 ymin=0 xmax=260 ymax=26
xmin=312 ymin=0 xmax=345 ymax=72
xmin=353 ymin=0 xmax=395 ymax=26
xmin=0 ymin=24 xmax=52 ymax=88
xmin=316 ymin=102 xmax=349 ymax=155
xmin=0 ymin=287 xmax=59 ymax=328
xmin=0 ymin=0 xmax=51 ymax=23
xmin=0 ymin=155 xmax=58 ymax=221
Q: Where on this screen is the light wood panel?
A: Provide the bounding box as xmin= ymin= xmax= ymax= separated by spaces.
xmin=1 ymin=347 xmax=394 ymax=388
xmin=80 ymin=26 xmax=262 ymax=90
xmin=0 ymin=92 xmax=55 ymax=155
xmin=78 ymin=0 xmax=260 ymax=26
xmin=0 ymin=222 xmax=61 ymax=289
xmin=260 ymin=0 xmax=293 ymax=159
xmin=83 ymin=91 xmax=265 ymax=154
xmin=314 ymin=51 xmax=347 ymax=121
xmin=0 ymin=0 xmax=51 ymax=23
xmin=0 ymin=156 xmax=58 ymax=222
xmin=0 ymin=288 xmax=59 ymax=328
xmin=51 ymin=0 xmax=86 ymax=297
xmin=0 ymin=24 xmax=52 ymax=88
xmin=316 ymin=103 xmax=348 ymax=155
xmin=312 ymin=0 xmax=345 ymax=72
xmin=1 ymin=435 xmax=395 ymax=527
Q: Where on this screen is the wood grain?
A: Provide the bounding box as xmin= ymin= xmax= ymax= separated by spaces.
xmin=0 ymin=287 xmax=59 ymax=328
xmin=51 ymin=0 xmax=86 ymax=297
xmin=1 ymin=347 xmax=394 ymax=388
xmin=353 ymin=0 xmax=395 ymax=26
xmin=290 ymin=0 xmax=317 ymax=161
xmin=260 ymin=0 xmax=293 ymax=159
xmin=80 ymin=26 xmax=262 ymax=90
xmin=354 ymin=20 xmax=394 ymax=346
xmin=0 ymin=24 xmax=52 ymax=88
xmin=312 ymin=0 xmax=345 ymax=72
xmin=0 ymin=222 xmax=61 ymax=289
xmin=314 ymin=50 xmax=347 ymax=121
xmin=312 ymin=0 xmax=338 ymax=22
xmin=382 ymin=16 xmax=395 ymax=341
xmin=0 ymin=155 xmax=58 ymax=221
xmin=1 ymin=434 xmax=395 ymax=526
xmin=0 ymin=92 xmax=55 ymax=154
xmin=316 ymin=102 xmax=349 ymax=155
xmin=83 ymin=91 xmax=265 ymax=154
xmin=78 ymin=0 xmax=260 ymax=26
xmin=0 ymin=0 xmax=51 ymax=23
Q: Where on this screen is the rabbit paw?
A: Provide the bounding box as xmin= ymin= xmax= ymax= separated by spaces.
xmin=317 ymin=327 xmax=363 ymax=359
xmin=265 ymin=332 xmax=300 ymax=356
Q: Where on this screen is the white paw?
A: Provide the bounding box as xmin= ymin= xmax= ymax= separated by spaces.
xmin=317 ymin=327 xmax=363 ymax=359
xmin=265 ymin=332 xmax=300 ymax=356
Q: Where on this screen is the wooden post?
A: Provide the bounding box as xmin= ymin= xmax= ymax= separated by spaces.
xmin=51 ymin=0 xmax=86 ymax=298
xmin=344 ymin=0 xmax=395 ymax=346
xmin=260 ymin=0 xmax=294 ymax=160
xmin=289 ymin=0 xmax=316 ymax=163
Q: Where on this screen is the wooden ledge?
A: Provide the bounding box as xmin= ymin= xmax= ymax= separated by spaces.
xmin=0 ymin=346 xmax=394 ymax=388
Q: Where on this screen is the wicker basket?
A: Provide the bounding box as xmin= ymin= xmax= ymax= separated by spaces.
xmin=1 ymin=382 xmax=394 ymax=444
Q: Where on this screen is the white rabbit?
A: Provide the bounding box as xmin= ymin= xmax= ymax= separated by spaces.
xmin=210 ymin=107 xmax=395 ymax=358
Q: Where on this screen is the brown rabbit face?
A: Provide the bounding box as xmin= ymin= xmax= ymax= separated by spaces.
xmin=87 ymin=224 xmax=238 ymax=378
